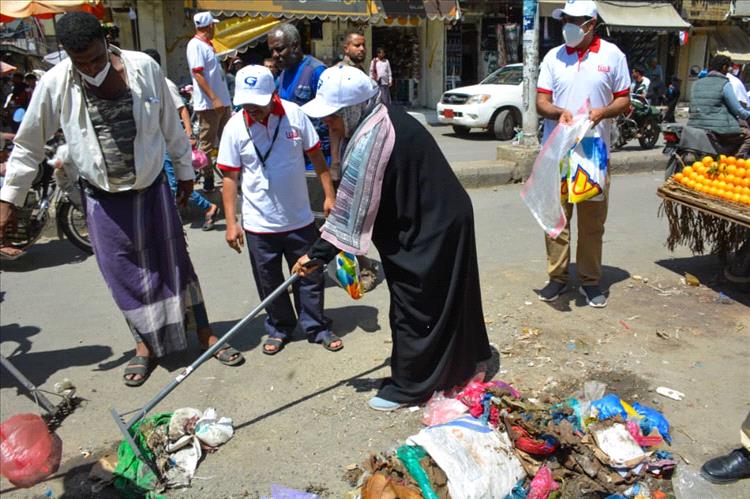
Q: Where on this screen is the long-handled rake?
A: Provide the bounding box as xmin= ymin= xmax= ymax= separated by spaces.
xmin=110 ymin=272 xmax=304 ymax=480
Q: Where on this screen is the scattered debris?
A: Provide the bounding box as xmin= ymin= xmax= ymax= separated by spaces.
xmin=684 ymin=273 xmax=700 ymax=286
xmin=656 ymin=387 xmax=685 ymax=401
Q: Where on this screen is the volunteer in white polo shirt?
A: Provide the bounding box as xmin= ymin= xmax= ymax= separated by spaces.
xmin=218 ymin=65 xmax=339 ymax=355
xmin=187 ymin=11 xmax=231 ymax=192
xmin=535 ymin=0 xmax=631 ymax=308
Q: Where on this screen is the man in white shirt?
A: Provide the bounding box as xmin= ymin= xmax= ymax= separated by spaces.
xmin=535 ymin=0 xmax=631 ymax=308
xmin=186 ymin=11 xmax=231 ymax=192
xmin=218 ymin=65 xmax=338 ymax=355
xmin=0 ymin=12 xmax=243 ymax=386
xmin=142 ymin=48 xmax=219 ymax=230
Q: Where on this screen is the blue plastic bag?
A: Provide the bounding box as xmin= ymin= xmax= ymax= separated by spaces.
xmin=632 ymin=403 xmax=672 ymax=444
xmin=591 ymin=394 xmax=628 ymax=420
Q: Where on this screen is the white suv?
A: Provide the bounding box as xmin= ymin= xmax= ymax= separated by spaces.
xmin=437 ymin=63 xmax=523 ymax=140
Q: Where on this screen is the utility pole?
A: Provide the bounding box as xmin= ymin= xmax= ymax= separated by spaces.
xmin=520 ymin=0 xmax=540 ymax=147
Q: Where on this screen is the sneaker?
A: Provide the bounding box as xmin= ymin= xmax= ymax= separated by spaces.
xmin=579 ymin=285 xmax=608 ymax=308
xmin=368 ymin=396 xmax=403 ymax=412
xmin=537 ymin=281 xmax=567 ymax=302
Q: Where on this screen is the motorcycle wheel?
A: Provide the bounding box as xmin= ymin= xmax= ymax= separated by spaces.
xmin=57 ymin=200 xmax=93 ymax=254
xmin=665 ymin=155 xmax=683 ymax=180
xmin=638 ymin=116 xmax=661 ymax=150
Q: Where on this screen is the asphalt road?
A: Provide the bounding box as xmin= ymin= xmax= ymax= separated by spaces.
xmin=1 ymin=172 xmax=748 ymax=497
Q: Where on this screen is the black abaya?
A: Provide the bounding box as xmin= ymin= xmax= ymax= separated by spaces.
xmin=309 ymin=106 xmax=491 ymax=404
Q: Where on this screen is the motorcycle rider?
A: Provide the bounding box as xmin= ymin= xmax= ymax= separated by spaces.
xmin=630 ymin=67 xmax=650 ymax=103
xmin=687 ymin=55 xmax=750 ymax=158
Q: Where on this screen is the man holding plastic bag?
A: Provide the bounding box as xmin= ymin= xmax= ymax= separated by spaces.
xmin=532 ymin=0 xmax=630 ymax=308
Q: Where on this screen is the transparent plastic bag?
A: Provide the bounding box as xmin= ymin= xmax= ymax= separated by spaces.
xmin=0 ymin=413 xmax=62 ymax=488
xmin=521 ymin=116 xmax=591 ymax=238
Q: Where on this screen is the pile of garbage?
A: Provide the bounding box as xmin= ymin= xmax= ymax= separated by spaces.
xmin=350 ymin=378 xmax=677 ymax=499
xmin=112 ymin=407 xmax=234 ymax=497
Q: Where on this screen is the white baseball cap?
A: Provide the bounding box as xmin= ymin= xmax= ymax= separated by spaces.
xmin=233 ymin=65 xmax=275 ymax=107
xmin=300 ymin=64 xmax=379 ymax=119
xmin=552 ymin=0 xmax=598 ymax=20
xmin=194 ymin=11 xmax=220 ymax=28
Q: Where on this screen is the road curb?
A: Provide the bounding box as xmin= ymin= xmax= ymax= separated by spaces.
xmin=451 ymin=147 xmax=667 ymax=189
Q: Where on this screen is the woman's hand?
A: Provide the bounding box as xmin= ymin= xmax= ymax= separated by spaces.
xmin=292 ymin=254 xmax=321 ymax=277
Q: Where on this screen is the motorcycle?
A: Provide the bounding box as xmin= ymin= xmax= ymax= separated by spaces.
xmin=661 ymin=123 xmax=740 ymax=179
xmin=612 ymin=94 xmax=663 ymax=150
xmin=0 ymin=140 xmax=92 ymax=260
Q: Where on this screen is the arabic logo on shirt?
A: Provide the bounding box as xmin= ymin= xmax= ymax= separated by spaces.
xmin=244 ymin=76 xmax=258 ymax=88
xmin=598 ymin=65 xmax=611 ymax=73
xmin=286 ymin=129 xmax=300 ymax=140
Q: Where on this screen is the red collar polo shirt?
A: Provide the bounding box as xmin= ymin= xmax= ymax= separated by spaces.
xmin=537 ymin=36 xmax=631 ymax=150
xmin=216 ymin=95 xmax=322 ymax=233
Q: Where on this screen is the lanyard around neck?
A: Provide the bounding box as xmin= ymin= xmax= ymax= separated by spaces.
xmin=248 ymin=117 xmax=281 ymax=169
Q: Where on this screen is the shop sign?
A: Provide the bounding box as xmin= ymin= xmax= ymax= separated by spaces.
xmin=683 ymin=0 xmax=731 ymax=21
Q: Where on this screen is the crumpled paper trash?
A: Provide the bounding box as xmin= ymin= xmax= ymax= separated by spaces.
xmin=164 ymin=407 xmax=234 ymax=488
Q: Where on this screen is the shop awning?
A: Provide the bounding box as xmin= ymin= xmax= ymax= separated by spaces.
xmin=713 ymin=25 xmax=750 ymax=63
xmin=0 ymin=0 xmax=104 ymax=22
xmin=187 ymin=0 xmax=382 ymax=21
xmin=538 ymin=1 xmax=690 ymax=32
xmin=595 ymin=1 xmax=690 ymax=31
xmin=379 ymin=0 xmax=459 ymax=20
xmin=732 ymin=0 xmax=750 ymax=17
xmin=212 ymin=16 xmax=281 ymax=57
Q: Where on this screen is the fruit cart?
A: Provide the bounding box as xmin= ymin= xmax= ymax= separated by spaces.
xmin=657 ymin=155 xmax=750 ymax=287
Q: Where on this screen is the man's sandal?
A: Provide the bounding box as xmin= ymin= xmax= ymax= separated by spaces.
xmin=262 ymin=336 xmax=287 ymax=356
xmin=201 ymin=345 xmax=244 ymax=366
xmin=318 ymin=332 xmax=343 ymax=352
xmin=123 ymin=355 xmax=154 ymax=387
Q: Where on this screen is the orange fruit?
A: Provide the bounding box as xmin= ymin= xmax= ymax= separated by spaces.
xmin=736 ymin=168 xmax=746 ymax=179
xmin=738 ymin=158 xmax=747 ymax=168
xmin=687 ymin=180 xmax=697 ymax=190
xmin=674 ymin=172 xmax=684 ymax=182
xmin=708 ymin=187 xmax=719 ymax=197
xmin=740 ymin=195 xmax=750 ymax=205
xmin=692 ymin=161 xmax=703 ymax=170
xmin=702 ymin=156 xmax=714 ymax=165
xmin=719 ymin=154 xmax=727 ymax=161
xmin=726 ymin=164 xmax=737 ymax=175
xmin=732 ymin=193 xmax=742 ymax=203
xmin=727 ymin=157 xmax=737 ymax=166
xmin=726 ymin=174 xmax=737 ymax=185
xmin=743 ymin=178 xmax=750 ymax=187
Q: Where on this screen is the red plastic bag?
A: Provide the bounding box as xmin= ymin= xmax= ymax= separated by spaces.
xmin=0 ymin=414 xmax=62 ymax=488
xmin=422 ymin=392 xmax=468 ymax=426
xmin=528 ymin=464 xmax=560 ymax=499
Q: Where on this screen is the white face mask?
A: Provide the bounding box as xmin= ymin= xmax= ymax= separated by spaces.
xmin=562 ymin=19 xmax=592 ymax=49
xmin=79 ymin=49 xmax=111 ymax=87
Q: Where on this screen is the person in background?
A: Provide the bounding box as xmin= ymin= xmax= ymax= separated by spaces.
xmin=536 ymin=0 xmax=631 ymax=308
xmin=143 ymin=48 xmax=219 ymax=231
xmin=263 ymin=57 xmax=279 ymax=79
xmin=267 ymin=23 xmax=328 ymax=161
xmin=0 ymin=12 xmax=243 ymax=386
xmin=369 ymin=47 xmax=392 ymax=106
xmin=645 ymin=57 xmax=664 ymax=83
xmin=218 ymin=65 xmax=338 ymax=355
xmin=293 ymin=65 xmax=491 ymax=411
xmin=186 ymin=11 xmax=232 ymax=192
xmin=687 ymin=55 xmax=750 ymax=158
xmin=342 ymin=32 xmax=366 ymax=72
xmin=664 ymin=75 xmax=681 ymax=123
xmin=630 ymin=67 xmax=651 ymax=103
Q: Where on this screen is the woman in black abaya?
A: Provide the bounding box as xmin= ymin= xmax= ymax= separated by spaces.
xmin=293 ymin=65 xmax=490 ymax=411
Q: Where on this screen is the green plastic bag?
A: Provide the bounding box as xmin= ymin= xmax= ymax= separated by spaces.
xmin=113 ymin=412 xmax=172 ymax=499
xmin=396 ymin=445 xmax=439 ymax=499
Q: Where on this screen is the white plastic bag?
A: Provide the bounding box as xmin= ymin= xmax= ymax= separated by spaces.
xmin=407 ymin=416 xmax=525 ymax=499
xmin=521 ymin=117 xmax=591 ymax=238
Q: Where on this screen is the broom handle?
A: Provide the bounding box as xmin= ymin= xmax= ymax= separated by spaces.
xmin=127 ymin=273 xmax=300 ymax=428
